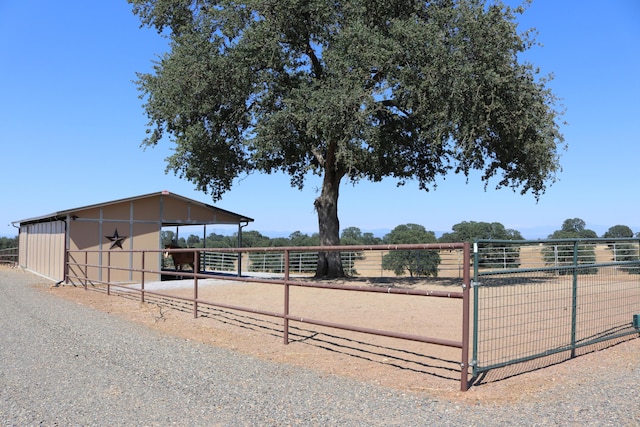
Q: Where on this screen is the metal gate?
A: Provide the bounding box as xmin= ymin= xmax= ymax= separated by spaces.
xmin=472 ymin=238 xmax=640 ymax=377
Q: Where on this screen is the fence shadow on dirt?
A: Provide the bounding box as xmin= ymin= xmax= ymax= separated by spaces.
xmin=473 ymin=238 xmax=640 ymax=387
xmin=365 ymin=276 xmax=463 ymax=288
xmin=470 ymin=334 xmax=638 ymax=387
xmin=79 ymin=283 xmax=463 ymax=384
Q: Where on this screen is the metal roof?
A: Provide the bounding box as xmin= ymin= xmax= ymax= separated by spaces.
xmin=13 ymin=190 xmax=254 ymax=226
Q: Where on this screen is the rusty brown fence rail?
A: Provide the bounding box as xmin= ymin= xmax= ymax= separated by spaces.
xmin=0 ymin=247 xmax=18 ymax=266
xmin=65 ymin=243 xmax=472 ymax=391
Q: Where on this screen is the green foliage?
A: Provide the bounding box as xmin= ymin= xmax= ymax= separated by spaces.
xmin=0 ymin=236 xmax=18 ymax=250
xmin=604 ymin=233 xmax=640 ymax=274
xmin=186 ymin=234 xmax=201 ymax=247
xmin=548 ymin=218 xmax=598 ymax=239
xmin=542 ymin=218 xmax=598 ymax=274
xmin=439 ymin=221 xmax=523 ymax=242
xmin=130 ymin=0 xmax=565 ymax=277
xmin=288 ymin=231 xmax=320 ymax=247
xmin=131 ymin=0 xmax=564 ymax=197
xmin=381 ymin=224 xmax=440 ymax=277
xmin=338 ymin=227 xmax=382 ymax=275
xmin=439 ymin=221 xmax=523 ymax=268
xmin=160 ymin=230 xmax=186 ymax=247
xmin=205 ymin=232 xmax=236 ymax=248
xmin=602 ymin=225 xmax=634 ymax=239
xmin=601 ymin=225 xmax=638 ymax=273
xmin=618 ymin=250 xmax=640 ymax=274
xmin=340 ymin=227 xmax=382 ymax=246
xmin=238 ymin=230 xmax=271 ymax=248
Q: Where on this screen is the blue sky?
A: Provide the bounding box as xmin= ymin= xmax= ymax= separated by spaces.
xmin=1 ymin=1 xmax=639 ymax=239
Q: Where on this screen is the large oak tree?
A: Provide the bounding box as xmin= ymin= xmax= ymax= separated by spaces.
xmin=130 ymin=0 xmax=565 ymax=278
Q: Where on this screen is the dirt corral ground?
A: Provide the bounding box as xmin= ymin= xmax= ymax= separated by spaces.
xmin=45 ymin=273 xmax=639 ymax=403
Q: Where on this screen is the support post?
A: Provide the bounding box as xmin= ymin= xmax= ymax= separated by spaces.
xmin=461 ymin=242 xmax=471 ymax=392
xmin=237 ymin=223 xmax=243 ymax=277
xmin=193 ymin=250 xmax=199 ymax=318
xmin=107 ymin=251 xmax=111 ymax=296
xmin=570 ymin=240 xmax=579 ymax=358
xmin=141 ymin=251 xmax=145 ymax=303
xmin=284 ymin=249 xmax=290 ymax=345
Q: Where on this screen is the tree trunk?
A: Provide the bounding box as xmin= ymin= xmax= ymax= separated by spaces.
xmin=314 ymin=163 xmax=345 ymax=279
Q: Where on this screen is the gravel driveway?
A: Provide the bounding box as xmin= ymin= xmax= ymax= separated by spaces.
xmin=1 ymin=268 xmax=639 ymax=426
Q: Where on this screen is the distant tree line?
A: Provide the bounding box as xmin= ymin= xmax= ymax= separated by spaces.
xmin=541 ymin=219 xmax=639 ymax=275
xmin=162 ymin=218 xmax=640 ymax=277
xmin=0 ymin=237 xmax=18 ymax=250
xmin=5 ymin=218 xmax=637 ymax=276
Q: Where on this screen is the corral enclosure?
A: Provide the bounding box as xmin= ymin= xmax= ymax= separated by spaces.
xmin=64 ymin=238 xmax=640 ymax=390
xmin=71 ymin=243 xmax=474 ymax=390
xmin=190 ymin=248 xmax=468 ymax=278
xmin=171 ymin=241 xmax=631 ymax=278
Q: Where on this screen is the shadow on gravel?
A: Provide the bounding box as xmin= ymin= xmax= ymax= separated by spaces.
xmin=78 ymin=284 xmax=463 ymax=384
xmin=58 ymin=282 xmax=640 ymax=391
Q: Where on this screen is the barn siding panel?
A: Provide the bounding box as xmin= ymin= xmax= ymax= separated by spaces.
xmin=18 ymin=221 xmax=65 ymax=282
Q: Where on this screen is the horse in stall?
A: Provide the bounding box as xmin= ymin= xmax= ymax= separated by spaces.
xmin=163 ymin=244 xmax=195 ymax=271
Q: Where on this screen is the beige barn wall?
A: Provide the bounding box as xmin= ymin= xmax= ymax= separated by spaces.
xmin=19 ymin=221 xmax=65 ymax=282
xmin=17 ymin=192 xmax=251 ymax=285
xmin=162 ymin=197 xmax=242 ymax=224
xmin=68 ymin=201 xmax=163 ymax=283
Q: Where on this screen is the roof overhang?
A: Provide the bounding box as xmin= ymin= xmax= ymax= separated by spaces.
xmin=13 ymin=190 xmax=254 ymax=227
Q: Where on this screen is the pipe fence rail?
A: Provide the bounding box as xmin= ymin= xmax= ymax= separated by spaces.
xmin=60 ymin=238 xmax=639 ymax=390
xmin=65 ymin=243 xmax=472 ymax=391
xmin=0 ymin=247 xmax=18 ymax=266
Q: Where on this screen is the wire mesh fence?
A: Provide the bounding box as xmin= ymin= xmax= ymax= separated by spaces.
xmin=472 ymin=239 xmax=640 ymax=377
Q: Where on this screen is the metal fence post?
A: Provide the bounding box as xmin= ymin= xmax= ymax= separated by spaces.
xmin=84 ymin=251 xmax=88 ymax=290
xmin=193 ymin=249 xmax=199 ymax=319
xmin=461 ymin=242 xmax=471 ymax=391
xmin=141 ymin=251 xmax=145 ymax=304
xmin=284 ymin=249 xmax=290 ymax=345
xmin=107 ymin=251 xmax=111 ymax=296
xmin=472 ymin=241 xmax=480 ymax=378
xmin=570 ymin=240 xmax=579 ymax=358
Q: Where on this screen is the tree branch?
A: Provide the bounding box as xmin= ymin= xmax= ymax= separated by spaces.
xmin=306 ymin=41 xmax=323 ymax=78
xmin=380 ymin=99 xmax=411 ymax=117
xmin=311 ymin=147 xmax=325 ymax=166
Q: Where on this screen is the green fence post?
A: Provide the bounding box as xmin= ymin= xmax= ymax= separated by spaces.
xmin=472 ymin=241 xmax=480 ymax=377
xmin=570 ymin=240 xmax=579 ymax=358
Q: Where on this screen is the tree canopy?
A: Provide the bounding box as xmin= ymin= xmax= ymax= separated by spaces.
xmin=439 ymin=220 xmax=523 ymax=268
xmin=130 ymin=0 xmax=565 ymax=277
xmin=0 ymin=236 xmax=18 ymax=250
xmin=543 ymin=218 xmax=598 ymax=274
xmin=381 ymin=224 xmax=440 ymax=277
xmin=602 ymin=225 xmax=634 ymax=239
xmin=439 ymin=220 xmax=523 ymax=242
xmin=548 ymin=218 xmax=598 ymax=239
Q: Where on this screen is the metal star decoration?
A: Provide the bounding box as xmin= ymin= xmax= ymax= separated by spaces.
xmin=105 ymin=229 xmax=127 ymax=249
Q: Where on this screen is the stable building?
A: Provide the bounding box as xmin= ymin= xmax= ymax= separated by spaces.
xmin=13 ymin=191 xmax=253 ymax=283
